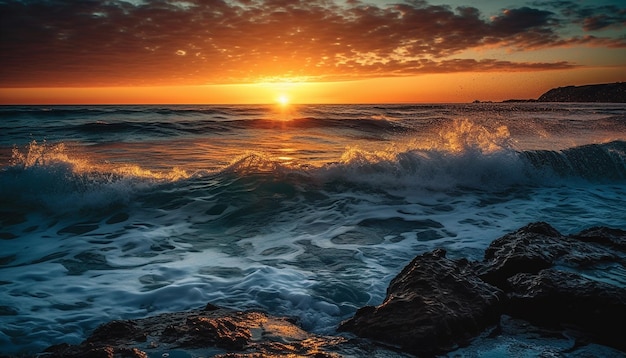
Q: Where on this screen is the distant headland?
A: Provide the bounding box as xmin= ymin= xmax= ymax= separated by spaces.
xmin=475 ymin=82 xmax=626 ymax=103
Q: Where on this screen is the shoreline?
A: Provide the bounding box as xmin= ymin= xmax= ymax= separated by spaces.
xmin=472 ymin=81 xmax=626 ymax=104
xmin=35 ymin=222 xmax=626 ymax=358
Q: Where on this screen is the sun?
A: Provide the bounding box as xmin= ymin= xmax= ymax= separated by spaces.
xmin=277 ymin=94 xmax=290 ymax=106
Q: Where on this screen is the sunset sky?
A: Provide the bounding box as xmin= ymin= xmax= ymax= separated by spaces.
xmin=1 ymin=0 xmax=625 ymax=104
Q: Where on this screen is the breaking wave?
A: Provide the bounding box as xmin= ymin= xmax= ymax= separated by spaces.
xmin=3 ymin=138 xmax=625 ymax=216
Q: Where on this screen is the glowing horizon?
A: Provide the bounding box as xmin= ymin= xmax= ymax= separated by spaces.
xmin=3 ymin=67 xmax=623 ymax=105
xmin=1 ymin=0 xmax=625 ymax=104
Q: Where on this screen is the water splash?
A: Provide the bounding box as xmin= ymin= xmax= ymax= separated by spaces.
xmin=2 ymin=141 xmax=190 ymax=213
xmin=433 ymin=118 xmax=514 ymax=153
xmin=9 ymin=140 xmax=189 ymax=181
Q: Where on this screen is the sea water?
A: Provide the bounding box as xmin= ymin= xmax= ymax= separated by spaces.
xmin=1 ymin=103 xmax=625 ymax=355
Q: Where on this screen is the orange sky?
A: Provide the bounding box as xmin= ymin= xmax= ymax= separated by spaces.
xmin=1 ymin=0 xmax=625 ymax=104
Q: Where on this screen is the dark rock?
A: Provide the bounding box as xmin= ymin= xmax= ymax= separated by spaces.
xmin=477 ymin=222 xmax=626 ymax=351
xmin=204 ymin=302 xmax=220 ymax=311
xmin=501 ymin=99 xmax=537 ymax=103
xmin=42 ymin=305 xmax=412 ymax=358
xmin=42 ymin=222 xmax=626 ymax=357
xmin=477 ymin=222 xmax=560 ymax=287
xmin=86 ymin=320 xmax=145 ymax=344
xmin=504 ymin=268 xmax=626 ymax=351
xmin=447 ymin=314 xmax=626 ymax=357
xmin=477 ymin=222 xmax=624 ymax=287
xmin=341 ymin=222 xmax=626 ymax=356
xmin=570 ymin=226 xmax=626 ymax=250
xmin=338 ymin=249 xmax=504 ymax=356
xmin=167 ymin=315 xmax=251 ymax=350
xmin=44 ymin=345 xmax=148 ymax=358
xmin=537 ymin=82 xmax=626 ymax=103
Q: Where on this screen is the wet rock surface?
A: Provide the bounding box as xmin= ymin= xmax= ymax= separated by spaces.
xmin=338 ymin=249 xmax=504 ymax=356
xmin=340 ymin=222 xmax=626 ymax=356
xmin=39 ymin=222 xmax=626 ymax=357
xmin=505 ymin=269 xmax=626 ymax=349
xmin=41 ymin=303 xmax=411 ymax=358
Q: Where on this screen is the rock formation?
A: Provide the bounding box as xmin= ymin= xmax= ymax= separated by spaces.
xmin=340 ymin=222 xmax=626 ymax=355
xmin=537 ymin=82 xmax=626 ymax=103
xmin=338 ymin=249 xmax=503 ymax=356
xmin=40 ymin=223 xmax=626 ymax=357
xmin=42 ymin=303 xmax=412 ymax=358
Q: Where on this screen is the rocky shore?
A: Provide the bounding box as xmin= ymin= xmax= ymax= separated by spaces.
xmin=340 ymin=222 xmax=626 ymax=356
xmin=34 ymin=223 xmax=626 ymax=357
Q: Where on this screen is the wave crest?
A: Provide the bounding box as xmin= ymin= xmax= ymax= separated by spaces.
xmin=3 ymin=139 xmax=625 ymax=215
xmin=2 ymin=141 xmax=189 ymax=213
xmin=323 ymin=145 xmax=527 ymax=191
xmin=434 ymin=118 xmax=514 ymax=153
xmin=523 ymin=141 xmax=626 ymax=180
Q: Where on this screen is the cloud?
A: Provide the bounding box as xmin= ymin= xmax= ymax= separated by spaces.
xmin=579 ymin=9 xmax=626 ymax=31
xmin=0 ymin=0 xmax=621 ymax=87
xmin=536 ymin=1 xmax=626 ymax=31
xmin=489 ymin=7 xmax=556 ymax=34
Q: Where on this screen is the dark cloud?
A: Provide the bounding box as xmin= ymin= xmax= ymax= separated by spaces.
xmin=490 ymin=7 xmax=556 ymax=34
xmin=0 ymin=0 xmax=620 ymax=87
xmin=536 ymin=1 xmax=626 ymax=31
xmin=580 ymin=9 xmax=626 ymax=31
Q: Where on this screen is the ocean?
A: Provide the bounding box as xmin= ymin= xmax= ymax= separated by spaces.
xmin=1 ymin=103 xmax=625 ymax=355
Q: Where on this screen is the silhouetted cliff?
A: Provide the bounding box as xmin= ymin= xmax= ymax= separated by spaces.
xmin=537 ymin=82 xmax=626 ymax=103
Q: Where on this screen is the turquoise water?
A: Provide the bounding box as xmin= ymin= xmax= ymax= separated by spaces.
xmin=1 ymin=103 xmax=625 ymax=355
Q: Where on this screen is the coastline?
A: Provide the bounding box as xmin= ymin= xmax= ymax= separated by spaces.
xmin=37 ymin=222 xmax=626 ymax=358
xmin=472 ymin=82 xmax=626 ymax=104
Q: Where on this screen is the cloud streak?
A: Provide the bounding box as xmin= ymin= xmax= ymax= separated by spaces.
xmin=0 ymin=0 xmax=622 ymax=87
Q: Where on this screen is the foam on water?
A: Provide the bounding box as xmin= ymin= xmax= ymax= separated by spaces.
xmin=1 ymin=104 xmax=625 ymax=355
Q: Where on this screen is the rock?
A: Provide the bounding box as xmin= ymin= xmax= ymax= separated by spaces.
xmin=477 ymin=222 xmax=560 ymax=287
xmin=537 ymin=82 xmax=626 ymax=103
xmin=505 ymin=269 xmax=626 ymax=351
xmin=479 ymin=222 xmax=626 ymax=351
xmin=43 ymin=344 xmax=148 ymax=358
xmin=338 ymin=249 xmax=504 ymax=356
xmin=477 ymin=222 xmax=624 ymax=287
xmin=447 ymin=314 xmax=626 ymax=357
xmin=341 ymin=222 xmax=626 ymax=356
xmin=43 ymin=304 xmax=412 ymax=358
xmin=43 ymin=223 xmax=626 ymax=357
xmin=571 ymin=226 xmax=626 ymax=250
xmin=43 ymin=307 xmax=296 ymax=357
xmin=86 ymin=320 xmax=146 ymax=345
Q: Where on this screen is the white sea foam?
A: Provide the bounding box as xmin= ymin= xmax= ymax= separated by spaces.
xmin=1 ymin=104 xmax=625 ymax=355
